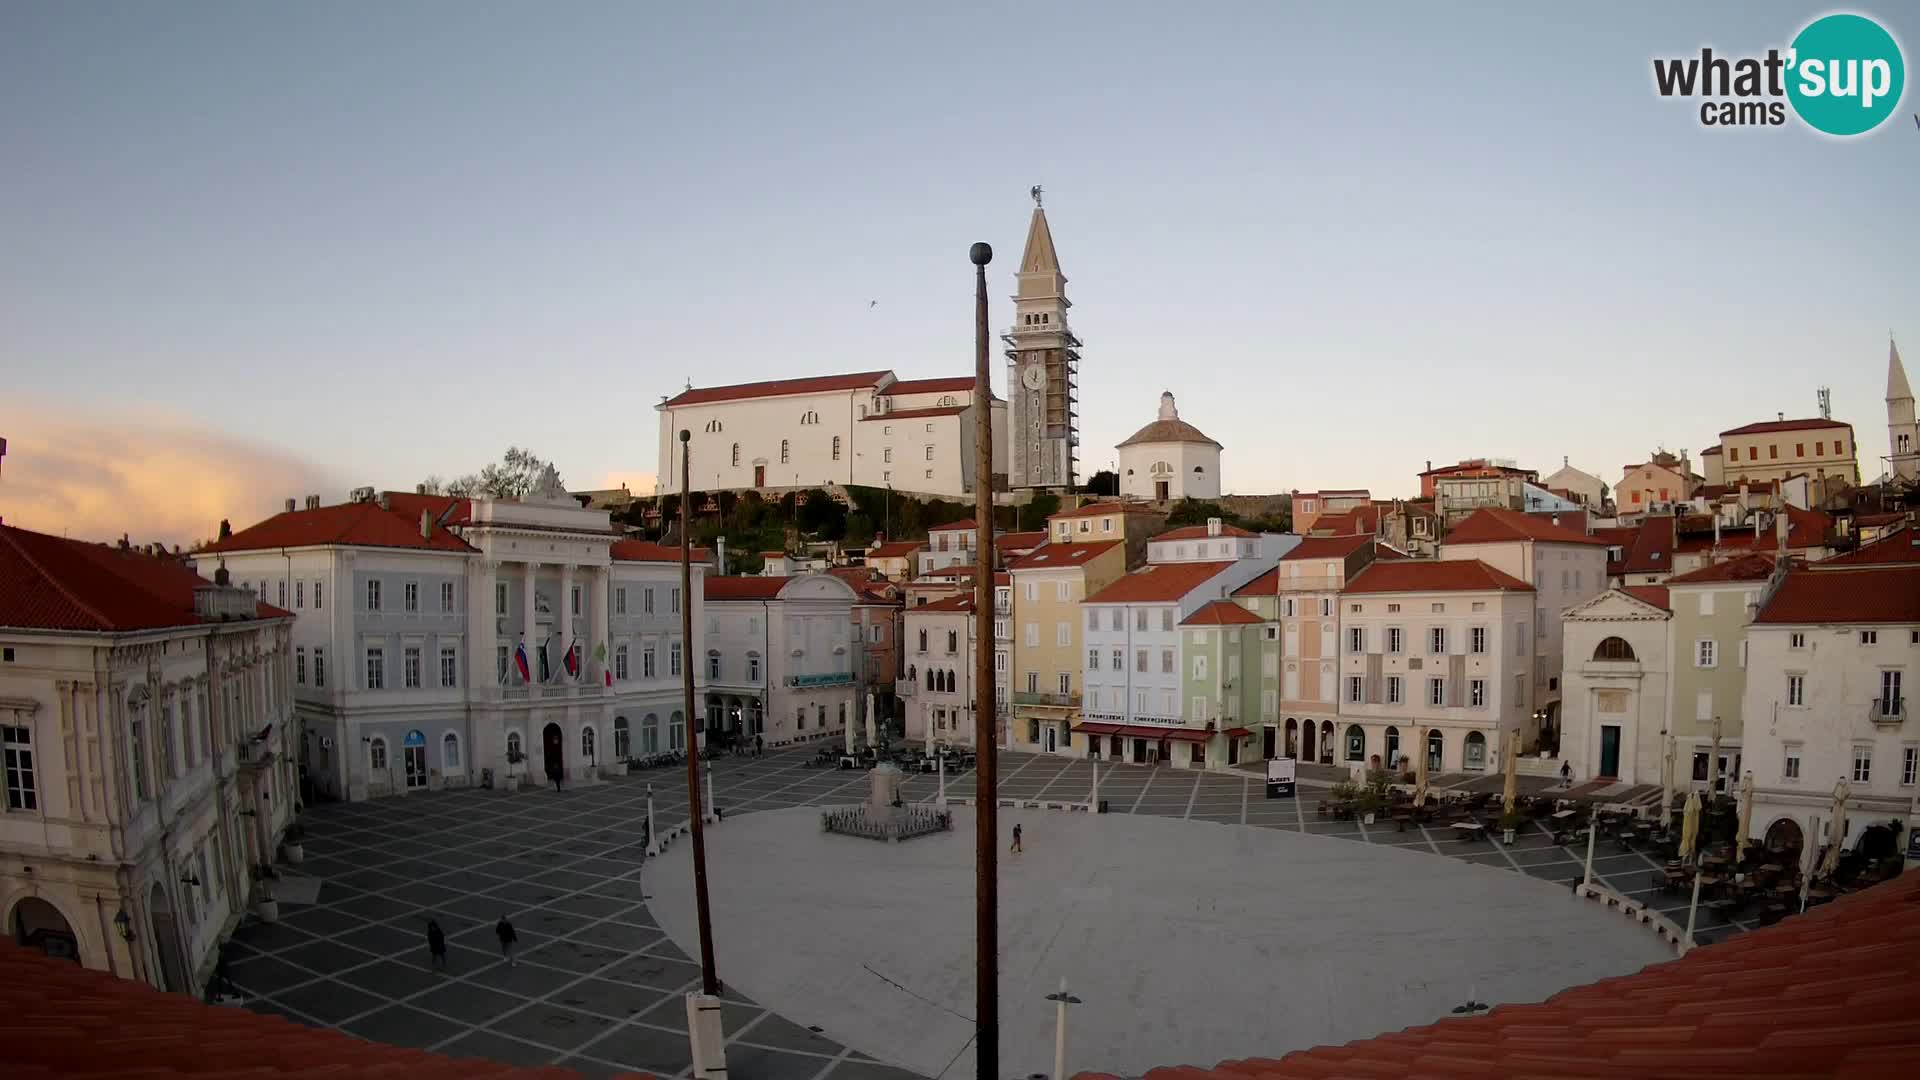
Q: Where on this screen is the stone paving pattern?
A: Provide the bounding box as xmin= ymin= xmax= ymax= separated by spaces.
xmin=229 ymin=746 xmax=1744 ymax=1079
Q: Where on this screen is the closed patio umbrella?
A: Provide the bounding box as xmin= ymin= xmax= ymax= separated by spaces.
xmin=1735 ymin=771 xmax=1755 ymax=858
xmin=1501 ymin=729 xmax=1520 ymax=816
xmin=1679 ymin=789 xmax=1702 ymax=862
xmin=846 ymin=707 xmax=857 ymax=754
xmin=1707 ymin=715 xmax=1723 ymax=799
xmin=1818 ymin=778 xmax=1850 ymax=880
xmin=1661 ymin=735 xmax=1677 ymax=830
xmin=1413 ymin=726 xmax=1429 ymax=809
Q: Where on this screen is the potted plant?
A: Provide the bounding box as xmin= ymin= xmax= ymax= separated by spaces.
xmin=251 ymin=868 xmax=280 ymax=923
xmin=1500 ymin=809 xmax=1525 ymax=845
xmin=505 ymin=746 xmax=526 ymax=790
xmin=281 ymin=822 xmax=305 ymax=866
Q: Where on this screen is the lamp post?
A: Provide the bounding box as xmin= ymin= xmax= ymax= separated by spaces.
xmin=1046 ymin=977 xmax=1082 ymax=1080
xmin=969 ymin=239 xmax=999 ymax=1080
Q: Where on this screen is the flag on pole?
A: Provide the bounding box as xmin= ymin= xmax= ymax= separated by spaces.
xmin=563 ymin=639 xmax=580 ymax=679
xmin=513 ymin=640 xmax=531 ymax=683
xmin=595 ymin=641 xmax=611 ymax=686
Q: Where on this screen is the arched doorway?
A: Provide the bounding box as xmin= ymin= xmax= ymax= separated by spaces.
xmin=1426 ymin=729 xmax=1444 ymax=772
xmin=1319 ymin=721 xmax=1334 ymax=764
xmin=1763 ymin=817 xmax=1804 ymax=855
xmin=1464 ymin=731 xmax=1487 ymax=771
xmin=1343 ymin=724 xmax=1365 ymax=763
xmin=1285 ymin=718 xmax=1299 ymax=758
xmin=1385 ymin=726 xmax=1401 ymax=769
xmin=1858 ymin=824 xmax=1897 ymax=860
xmin=147 ymin=883 xmax=185 ymax=991
xmin=402 ymin=729 xmax=427 ymax=790
xmin=10 ymin=896 xmax=79 ymax=964
xmin=541 ymin=723 xmax=563 ymax=782
xmin=642 ymin=714 xmax=660 ymax=754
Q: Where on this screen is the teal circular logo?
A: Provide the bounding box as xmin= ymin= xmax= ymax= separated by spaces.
xmin=1786 ymin=13 xmax=1905 ymax=136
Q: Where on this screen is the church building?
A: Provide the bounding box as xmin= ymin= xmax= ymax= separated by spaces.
xmin=1117 ymin=391 xmax=1223 ymax=503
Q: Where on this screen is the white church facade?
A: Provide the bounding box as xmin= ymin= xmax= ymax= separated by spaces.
xmin=1118 ymin=392 xmax=1223 ymax=503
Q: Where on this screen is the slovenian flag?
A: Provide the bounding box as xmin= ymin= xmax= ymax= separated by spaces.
xmin=513 ymin=641 xmax=531 ymax=683
xmin=595 ymin=641 xmax=610 ymax=686
xmin=563 ymin=639 xmax=580 ymax=679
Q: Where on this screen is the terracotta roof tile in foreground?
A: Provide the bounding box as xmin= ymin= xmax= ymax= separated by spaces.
xmin=1755 ymin=564 xmax=1920 ymax=625
xmin=1073 ymin=869 xmax=1920 ymax=1080
xmin=0 ymin=940 xmax=647 ymax=1078
xmin=1345 ymin=559 xmax=1533 ymax=594
xmin=1 ymin=524 xmax=287 ymax=632
xmin=659 ymin=370 xmax=891 ymax=407
xmin=1180 ymin=599 xmax=1265 ymax=626
xmin=1085 ymin=561 xmax=1238 ymax=604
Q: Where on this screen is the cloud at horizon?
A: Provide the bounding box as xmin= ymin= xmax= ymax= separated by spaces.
xmin=0 ymin=405 xmax=340 ymax=548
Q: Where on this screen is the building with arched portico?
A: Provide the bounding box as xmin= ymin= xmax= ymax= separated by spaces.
xmin=1 ymin=522 xmax=295 ymax=993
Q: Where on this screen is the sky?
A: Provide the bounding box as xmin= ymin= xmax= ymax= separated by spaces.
xmin=2 ymin=1 xmax=1914 ymax=545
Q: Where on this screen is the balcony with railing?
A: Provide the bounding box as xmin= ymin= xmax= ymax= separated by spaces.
xmin=1870 ymin=697 xmax=1906 ymax=729
xmin=1012 ymin=689 xmax=1081 ymax=708
xmin=895 ymin=678 xmax=917 ymax=699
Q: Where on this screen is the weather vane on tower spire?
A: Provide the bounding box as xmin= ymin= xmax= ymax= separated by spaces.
xmin=1030 ymin=184 xmax=1043 ymax=208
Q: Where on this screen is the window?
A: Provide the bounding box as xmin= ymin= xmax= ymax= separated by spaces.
xmin=1789 ymin=631 xmax=1806 ymax=649
xmin=1058 ymin=672 xmax=1072 ymax=694
xmin=314 ymin=647 xmax=326 ymax=687
xmin=1861 ymin=630 xmax=1879 ymax=645
xmin=295 ymin=580 xmax=304 ymax=608
xmin=404 ymin=646 xmax=422 ymax=688
xmin=671 ymin=587 xmax=680 ymax=613
xmin=443 ymin=732 xmax=462 ymax=770
xmin=920 ymin=628 xmax=931 ymax=652
xmin=1768 ymin=444 xmax=1778 ymax=459
xmin=1387 ymin=676 xmax=1402 ymax=704
xmin=1696 ymin=640 xmax=1718 ymax=668
xmin=1088 ymin=649 xmax=1100 ymax=671
xmin=1851 ymin=745 xmax=1872 ymax=783
xmin=1193 ymin=696 xmax=1207 ymax=720
xmin=616 ymin=644 xmax=631 ymax=680
xmin=780 ymin=439 xmax=790 ymax=464
xmin=1348 ymin=627 xmax=1364 ymax=652
xmin=1470 ymin=679 xmax=1486 ymax=707
xmin=732 ymin=443 xmax=741 ymax=466
xmin=277 ymin=580 xmax=286 ymax=607
xmin=1056 ymin=623 xmax=1071 ymax=646
xmin=832 ymin=436 xmax=842 ymax=460
xmin=1192 ymin=655 xmax=1209 ymax=680
xmin=1881 ymin=670 xmax=1904 ymax=715
xmin=1429 ymin=627 xmax=1446 ymax=654
xmin=1428 ymin=677 xmax=1445 ymax=706
xmin=295 ymin=647 xmax=307 ymax=685
xmin=1387 ymin=627 xmax=1402 ymax=654
xmin=1161 ymin=648 xmax=1174 ymax=673
xmin=4 ymin=724 xmax=35 ymax=810
xmin=1024 ymin=582 xmax=1038 ymax=602
xmin=496 ymin=644 xmax=509 ymax=683
xmin=495 ymin=582 xmax=508 ymax=615
xmin=1058 ymin=582 xmax=1071 ymax=602
xmin=1470 ymin=627 xmax=1487 ymax=654
xmin=1321 ymin=598 xmax=1332 ymax=617
xmin=1136 ymin=649 xmax=1148 ymax=672
xmin=1386 ymin=603 xmax=1401 ymax=613
xmin=1348 ymin=676 xmax=1364 ymax=703
xmin=1110 ymin=648 xmax=1123 ymax=671
xmin=440 ymin=647 xmax=458 ymax=688
xmin=1136 ymin=609 xmax=1148 ymax=631
xmin=1783 ymin=744 xmax=1801 ymax=780
xmin=1592 ymin=636 xmax=1635 ymax=661
xmin=883 ymin=448 xmax=893 ymax=463
xmin=366 ymin=579 xmax=382 ymax=611
xmin=366 ymin=647 xmax=386 ymax=690
xmin=441 ymin=581 xmax=455 ymax=611
xmin=1345 ymin=725 xmax=1365 ymax=762
xmin=1161 ymin=609 xmax=1174 ymax=631
xmin=1787 ymin=674 xmax=1805 ymax=707
xmin=1904 ymin=746 xmax=1919 ymax=787
xmin=707 ymin=651 xmax=722 ymax=680
xmin=582 ymin=727 xmax=596 ymax=760
xmin=369 ymin=736 xmax=387 ymax=772
xmin=1515 ymin=623 xmax=1527 ymax=653
xmin=1025 ymin=623 xmax=1038 ymax=647
xmin=404 ymin=581 xmax=419 ymax=613
xmin=924 ymin=445 xmax=934 ymax=461
xmin=1282 ymin=598 xmax=1295 ymax=618
xmin=1699 ymin=591 xmax=1714 ymax=616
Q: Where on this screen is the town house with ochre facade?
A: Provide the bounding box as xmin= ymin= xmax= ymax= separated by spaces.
xmin=202 ymin=479 xmax=708 ymax=800
xmin=2 ymin=523 xmax=296 ymax=999
xmin=1009 ymin=523 xmax=1127 ymax=756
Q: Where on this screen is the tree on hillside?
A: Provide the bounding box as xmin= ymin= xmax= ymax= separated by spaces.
xmin=1164 ymin=498 xmax=1241 ymax=529
xmin=1085 ymin=470 xmax=1119 ymax=496
xmin=423 ymin=447 xmax=562 ymax=499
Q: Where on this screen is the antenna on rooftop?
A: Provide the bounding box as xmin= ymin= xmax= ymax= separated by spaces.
xmin=1816 ymin=386 xmax=1831 ymax=420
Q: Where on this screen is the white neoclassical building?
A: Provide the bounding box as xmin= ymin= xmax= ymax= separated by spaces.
xmin=1560 ymin=586 xmax=1674 ymax=785
xmin=203 ymin=476 xmax=707 ymax=801
xmin=1117 ymin=392 xmax=1223 ymax=504
xmin=655 ymin=371 xmax=1006 ymax=500
xmin=703 ymin=573 xmax=861 ymax=747
xmin=2 ymin=523 xmax=295 ymax=996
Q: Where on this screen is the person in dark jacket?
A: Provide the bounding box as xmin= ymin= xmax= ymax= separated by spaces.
xmin=495 ymin=915 xmax=518 ymax=966
xmin=425 ymin=919 xmax=447 ymax=971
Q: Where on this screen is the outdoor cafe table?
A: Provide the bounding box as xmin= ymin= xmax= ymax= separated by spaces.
xmin=1451 ymin=821 xmax=1487 ymax=841
xmin=1552 ymin=808 xmax=1578 ymax=821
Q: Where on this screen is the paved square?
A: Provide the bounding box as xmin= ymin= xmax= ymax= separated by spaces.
xmin=229 ymin=745 xmax=1742 ymax=1079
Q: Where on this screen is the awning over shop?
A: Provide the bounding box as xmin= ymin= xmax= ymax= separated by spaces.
xmin=1072 ymin=721 xmax=1225 ymax=743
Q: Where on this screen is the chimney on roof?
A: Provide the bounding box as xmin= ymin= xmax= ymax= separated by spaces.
xmin=1776 ymin=508 xmax=1788 ymax=548
xmin=1777 ymin=411 xmax=1785 ymax=421
xmin=420 ymin=509 xmax=432 ymax=539
xmin=1714 ymin=516 xmax=1721 ymax=546
xmin=717 ymin=536 xmax=727 ymax=575
xmin=306 ymin=495 xmax=320 ymax=510
xmin=119 ymin=534 xmax=129 ymax=551
xmin=1207 ymin=517 xmax=1222 ymax=537
xmin=416 ymin=483 xmax=426 ymax=494
xmin=377 ymin=493 xmax=390 ymax=511
xmin=285 ymin=498 xmax=295 ymax=513
xmin=214 ymin=564 xmax=230 ymax=587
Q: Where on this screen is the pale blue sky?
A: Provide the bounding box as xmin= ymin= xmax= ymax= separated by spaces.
xmin=1 ymin=2 xmax=1913 ymax=539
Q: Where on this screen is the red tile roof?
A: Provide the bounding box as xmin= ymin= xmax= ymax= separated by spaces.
xmin=928 ymin=519 xmax=977 ymax=532
xmin=1621 ymin=517 xmax=1675 ymax=574
xmin=1593 ymin=525 xmax=1641 ymax=577
xmin=865 ymin=540 xmax=926 ymax=560
xmin=609 ymin=539 xmax=709 ymax=563
xmin=1085 ymin=561 xmax=1239 ymax=604
xmin=659 ymin=370 xmax=891 ymax=407
xmin=1444 ymin=508 xmax=1607 ymax=546
xmin=993 ymin=530 xmax=1048 ymax=553
xmin=1152 ymin=523 xmax=1255 ymax=541
xmin=1078 ymin=868 xmax=1920 ymax=1080
xmin=1049 ymin=500 xmax=1158 ymax=520
xmin=885 ymin=376 xmax=977 ymax=395
xmin=381 ymin=490 xmax=473 ymax=526
xmin=1180 ymin=599 xmax=1265 ymax=626
xmin=1816 ymin=526 xmax=1919 ymax=565
xmin=1699 ymin=445 xmax=1722 ymax=455
xmin=1673 ymin=507 xmax=1832 ymax=556
xmin=1755 ymin=564 xmax=1920 ymax=625
xmin=1345 ymin=559 xmax=1533 ymax=594
xmin=2 ymin=524 xmax=288 ymax=632
xmin=1720 ymin=416 xmax=1852 ymax=436
xmin=1279 ymin=534 xmax=1379 ymax=561
xmin=914 ymin=594 xmax=976 ymax=613
xmin=1232 ymin=568 xmax=1279 ymax=597
xmin=1665 ymin=552 xmax=1781 ymax=585
xmin=1418 ymin=459 xmax=1534 ymax=478
xmin=1008 ymin=539 xmax=1123 ymax=570
xmin=704 ymin=575 xmax=789 ymax=600
xmin=1621 ymin=585 xmax=1671 ymax=611
xmin=0 ymin=941 xmax=640 ymax=1079
xmin=860 ymin=405 xmax=969 ymax=421
xmin=201 ymin=501 xmax=478 ymax=555
xmin=1307 ymin=504 xmax=1380 ymax=536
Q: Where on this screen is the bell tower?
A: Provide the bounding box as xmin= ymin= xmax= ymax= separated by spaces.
xmin=1003 ymin=188 xmax=1080 ymax=491
xmin=1888 ymin=335 xmax=1917 ymax=484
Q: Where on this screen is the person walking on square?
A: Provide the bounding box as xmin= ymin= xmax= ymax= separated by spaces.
xmin=549 ymin=763 xmax=563 ymax=793
xmin=1560 ymin=760 xmax=1573 ymax=788
xmin=495 ymin=915 xmax=518 ymax=966
xmin=425 ymin=919 xmax=447 ymax=971
xmin=1010 ymin=823 xmax=1022 ymax=854
xmin=755 ymin=733 xmax=764 ymax=757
